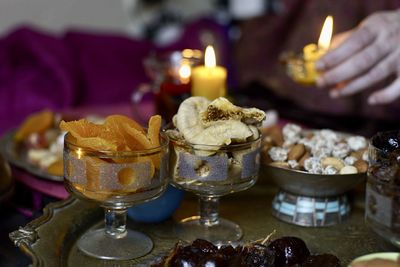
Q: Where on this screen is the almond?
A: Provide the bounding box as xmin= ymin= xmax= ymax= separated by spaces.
xmin=298 ymin=151 xmax=311 ymax=167
xmin=263 ymin=125 xmax=284 ymax=146
xmin=354 ymin=159 xmax=368 ymax=173
xmin=288 ymin=144 xmax=305 ymax=161
xmin=350 ymin=148 xmax=367 ymax=160
xmin=340 ymin=165 xmax=358 ymax=174
xmin=321 ymin=157 xmax=345 ymax=170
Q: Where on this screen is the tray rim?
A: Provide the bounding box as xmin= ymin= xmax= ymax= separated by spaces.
xmin=9 ymin=197 xmax=76 ymax=267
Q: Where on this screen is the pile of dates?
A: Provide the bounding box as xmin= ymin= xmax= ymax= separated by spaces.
xmin=152 ymin=236 xmax=340 ymax=267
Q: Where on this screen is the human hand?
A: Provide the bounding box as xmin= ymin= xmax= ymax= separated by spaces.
xmin=351 ymin=258 xmax=400 ymax=267
xmin=315 ymin=9 xmax=400 ymax=105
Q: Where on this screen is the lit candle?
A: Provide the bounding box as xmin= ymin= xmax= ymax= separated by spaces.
xmin=191 ymin=46 xmax=227 ymax=100
xmin=178 ymin=63 xmax=191 ymax=84
xmin=299 ymin=16 xmax=333 ymax=84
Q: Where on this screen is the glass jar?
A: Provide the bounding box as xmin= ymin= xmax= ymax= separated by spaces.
xmin=131 ymin=49 xmax=202 ymax=123
xmin=366 ymin=130 xmax=400 ymax=248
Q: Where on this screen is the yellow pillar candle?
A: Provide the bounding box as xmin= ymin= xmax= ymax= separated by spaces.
xmin=296 ymin=16 xmax=333 ymax=84
xmin=191 ymin=46 xmax=227 ymax=100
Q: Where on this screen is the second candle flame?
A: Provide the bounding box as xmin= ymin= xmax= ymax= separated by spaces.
xmin=318 ymin=16 xmax=333 ymax=51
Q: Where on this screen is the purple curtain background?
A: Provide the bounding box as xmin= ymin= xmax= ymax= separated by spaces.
xmin=0 ymin=18 xmax=228 ymax=134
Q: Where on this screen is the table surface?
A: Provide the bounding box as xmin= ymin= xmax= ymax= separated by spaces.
xmin=6 ymin=174 xmax=398 ymax=267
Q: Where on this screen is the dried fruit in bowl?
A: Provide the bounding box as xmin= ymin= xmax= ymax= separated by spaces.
xmin=61 ymin=114 xmax=163 ymax=201
xmin=60 ymin=119 xmax=118 ymax=151
xmin=15 ymin=109 xmax=54 ymax=142
xmin=60 ymin=114 xmax=162 ymax=153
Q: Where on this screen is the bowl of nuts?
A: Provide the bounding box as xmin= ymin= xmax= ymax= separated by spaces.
xmin=261 ymin=123 xmax=367 ymax=227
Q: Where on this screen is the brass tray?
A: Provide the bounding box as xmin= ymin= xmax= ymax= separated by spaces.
xmin=0 ymin=131 xmax=63 ymax=182
xmin=8 ymin=181 xmax=396 ymax=266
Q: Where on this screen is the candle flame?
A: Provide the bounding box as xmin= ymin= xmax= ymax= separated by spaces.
xmin=179 ymin=63 xmax=191 ymax=84
xmin=318 ymin=15 xmax=333 ymax=50
xmin=205 ymin=45 xmax=216 ymax=68
xmin=179 ymin=64 xmax=191 ymax=79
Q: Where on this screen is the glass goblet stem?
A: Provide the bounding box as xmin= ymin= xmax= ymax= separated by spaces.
xmin=104 ymin=208 xmax=128 ymax=239
xmin=199 ymin=196 xmax=220 ymax=227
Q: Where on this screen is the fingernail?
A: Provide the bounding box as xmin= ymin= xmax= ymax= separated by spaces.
xmin=330 ymin=90 xmax=339 ymax=98
xmin=315 ymin=61 xmax=324 ymax=71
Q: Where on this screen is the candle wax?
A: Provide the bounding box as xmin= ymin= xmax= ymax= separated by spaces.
xmin=191 ymin=65 xmax=227 ymax=100
xmin=293 ymin=43 xmax=325 ymax=85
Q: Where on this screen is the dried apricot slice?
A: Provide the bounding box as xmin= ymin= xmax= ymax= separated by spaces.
xmin=105 ymin=115 xmax=144 ymax=133
xmin=15 ymin=110 xmax=54 ymax=142
xmin=122 ymin=124 xmax=152 ymax=151
xmin=112 ymin=156 xmax=155 ymax=178
xmin=104 ymin=115 xmax=145 ymax=150
xmin=60 ymin=119 xmax=117 ymax=151
xmin=85 ymin=156 xmax=105 ymax=191
xmin=118 ymin=168 xmax=136 ymax=186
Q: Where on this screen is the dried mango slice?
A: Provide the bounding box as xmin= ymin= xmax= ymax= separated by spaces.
xmin=75 ymin=137 xmax=117 ymax=151
xmin=112 ymin=156 xmax=155 ymax=178
xmin=105 ymin=114 xmax=144 ymax=133
xmin=15 ymin=110 xmax=54 ymax=142
xmin=122 ymin=124 xmax=152 ymax=151
xmin=104 ymin=115 xmax=145 ymax=150
xmin=147 ymin=115 xmax=162 ymax=168
xmin=60 ymin=119 xmax=104 ymax=138
xmin=147 ymin=115 xmax=161 ymax=147
xmin=60 ymin=119 xmax=117 ymax=151
xmin=118 ymin=168 xmax=136 ymax=186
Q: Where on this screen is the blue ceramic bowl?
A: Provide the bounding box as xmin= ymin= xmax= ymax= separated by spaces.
xmin=127 ymin=185 xmax=184 ymax=223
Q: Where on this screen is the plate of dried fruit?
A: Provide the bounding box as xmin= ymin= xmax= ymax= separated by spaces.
xmin=0 ymin=110 xmax=104 ymax=182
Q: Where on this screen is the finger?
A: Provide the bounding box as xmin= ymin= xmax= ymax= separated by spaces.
xmin=330 ymin=30 xmax=352 ymax=50
xmin=329 ymin=52 xmax=396 ymax=97
xmin=316 ymin=26 xmax=376 ymax=71
xmin=368 ymin=77 xmax=400 ymax=105
xmin=317 ymin=39 xmax=390 ymax=87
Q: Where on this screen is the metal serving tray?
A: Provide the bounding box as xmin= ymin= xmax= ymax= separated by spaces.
xmin=8 ymin=181 xmax=396 ymax=266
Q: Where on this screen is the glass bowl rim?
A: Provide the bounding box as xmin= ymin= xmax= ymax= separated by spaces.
xmin=166 ymin=128 xmax=261 ymax=151
xmin=64 ymin=131 xmax=169 ymax=156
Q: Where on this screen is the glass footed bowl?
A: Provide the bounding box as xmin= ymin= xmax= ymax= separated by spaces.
xmin=63 ymin=132 xmax=169 ymax=260
xmin=168 ymin=131 xmax=261 ymax=244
